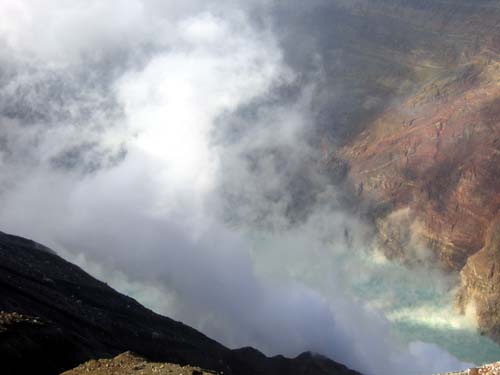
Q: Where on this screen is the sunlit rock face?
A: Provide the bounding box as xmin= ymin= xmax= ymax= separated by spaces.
xmin=341 ymin=60 xmax=500 ymax=270
xmin=314 ymin=0 xmax=500 ymax=340
xmin=456 ymin=217 xmax=500 ymax=342
xmin=438 ymin=361 xmax=500 ymax=375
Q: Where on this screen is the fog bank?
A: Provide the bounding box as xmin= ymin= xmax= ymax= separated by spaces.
xmin=0 ymin=1 xmax=482 ymax=373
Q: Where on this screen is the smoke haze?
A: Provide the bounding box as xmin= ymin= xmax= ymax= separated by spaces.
xmin=0 ymin=1 xmax=493 ymax=373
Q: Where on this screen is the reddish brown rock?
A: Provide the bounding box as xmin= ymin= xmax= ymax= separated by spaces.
xmin=340 ymin=58 xmax=500 ymax=270
xmin=326 ymin=0 xmax=500 ymax=341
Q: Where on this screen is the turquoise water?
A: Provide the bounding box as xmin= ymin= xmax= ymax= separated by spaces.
xmin=349 ymin=254 xmax=500 ymax=365
xmin=249 ymin=230 xmax=500 ymax=366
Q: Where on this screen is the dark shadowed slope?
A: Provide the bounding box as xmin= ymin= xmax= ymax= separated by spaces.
xmin=0 ymin=231 xmax=359 ymax=375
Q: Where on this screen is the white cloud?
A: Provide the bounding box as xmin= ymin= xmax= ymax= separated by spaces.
xmin=0 ymin=1 xmax=481 ymax=374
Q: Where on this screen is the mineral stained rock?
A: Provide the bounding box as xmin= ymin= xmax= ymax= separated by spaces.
xmin=320 ymin=0 xmax=500 ymax=341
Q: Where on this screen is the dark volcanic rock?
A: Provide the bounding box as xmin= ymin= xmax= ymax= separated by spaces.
xmin=0 ymin=231 xmax=359 ymax=375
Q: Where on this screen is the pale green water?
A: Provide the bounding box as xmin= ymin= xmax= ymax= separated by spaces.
xmin=349 ymin=254 xmax=500 ymax=365
xmin=249 ymin=230 xmax=500 ymax=366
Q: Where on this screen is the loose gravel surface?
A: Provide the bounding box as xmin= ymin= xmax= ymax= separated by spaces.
xmin=61 ymin=352 xmax=219 ymax=375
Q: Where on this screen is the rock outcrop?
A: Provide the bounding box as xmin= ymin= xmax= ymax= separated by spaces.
xmin=341 ymin=56 xmax=500 ymax=270
xmin=60 ymin=351 xmax=217 ymax=375
xmin=455 ymin=216 xmax=500 ymax=342
xmin=437 ymin=361 xmax=500 ymax=375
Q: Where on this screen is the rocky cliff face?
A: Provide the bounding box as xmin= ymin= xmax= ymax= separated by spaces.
xmin=314 ymin=0 xmax=500 ymax=341
xmin=0 ymin=231 xmax=359 ymax=375
xmin=340 ymin=57 xmax=500 ymax=270
xmin=455 ymin=216 xmax=500 ymax=342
